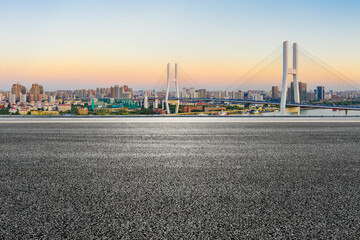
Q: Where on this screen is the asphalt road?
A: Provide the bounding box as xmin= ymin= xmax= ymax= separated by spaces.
xmin=1 ymin=121 xmax=360 ymax=239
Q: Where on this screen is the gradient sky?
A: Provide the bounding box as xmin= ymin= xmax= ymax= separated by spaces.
xmin=0 ymin=0 xmax=359 ymax=91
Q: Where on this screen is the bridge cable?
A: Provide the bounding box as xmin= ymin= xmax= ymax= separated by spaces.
xmin=152 ymin=66 xmax=167 ymax=91
xmin=234 ymin=53 xmax=283 ymax=91
xmin=299 ymin=46 xmax=360 ymax=89
xmin=298 ymin=47 xmax=360 ymax=91
xmin=225 ymin=44 xmax=283 ymax=91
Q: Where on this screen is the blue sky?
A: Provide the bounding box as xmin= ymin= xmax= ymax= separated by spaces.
xmin=0 ymin=0 xmax=359 ymax=90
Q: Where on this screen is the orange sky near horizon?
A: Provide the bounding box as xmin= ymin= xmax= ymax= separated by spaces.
xmin=1 ymin=56 xmax=359 ymax=91
xmin=1 ymin=1 xmax=360 ymax=91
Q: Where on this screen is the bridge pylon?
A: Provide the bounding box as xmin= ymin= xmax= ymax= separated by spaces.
xmin=165 ymin=63 xmax=180 ymax=114
xmin=280 ymin=41 xmax=299 ymax=115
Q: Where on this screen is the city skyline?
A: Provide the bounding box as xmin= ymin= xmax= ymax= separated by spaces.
xmin=1 ymin=0 xmax=360 ymax=90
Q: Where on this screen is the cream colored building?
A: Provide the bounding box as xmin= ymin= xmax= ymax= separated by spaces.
xmin=57 ymin=104 xmax=71 ymax=112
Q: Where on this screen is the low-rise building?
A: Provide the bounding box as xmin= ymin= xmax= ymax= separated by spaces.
xmin=153 ymin=108 xmax=167 ymax=114
xmin=0 ymin=101 xmax=9 ymax=109
xmin=44 ymin=104 xmax=56 ymax=111
xmin=9 ymin=108 xmax=18 ymax=114
xmin=18 ymin=107 xmax=30 ymax=115
xmin=41 ymin=111 xmax=59 ymax=115
xmin=31 ymin=110 xmax=59 ymax=115
xmin=76 ymin=107 xmax=88 ymax=115
xmin=58 ymin=104 xmax=72 ymax=112
xmin=181 ymin=106 xmax=203 ymax=113
xmin=204 ymin=106 xmax=226 ymax=112
xmin=31 ymin=111 xmax=40 ymax=115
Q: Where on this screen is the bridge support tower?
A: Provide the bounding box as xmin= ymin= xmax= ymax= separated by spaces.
xmin=280 ymin=41 xmax=300 ymax=115
xmin=165 ymin=63 xmax=180 ymax=114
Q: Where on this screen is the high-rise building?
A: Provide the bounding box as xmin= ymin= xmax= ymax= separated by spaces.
xmin=119 ymin=86 xmax=132 ymax=98
xmin=189 ymin=88 xmax=195 ymax=98
xmin=11 ymin=84 xmax=21 ymax=101
xmin=317 ymin=86 xmax=325 ymax=100
xmin=114 ymin=85 xmax=120 ymax=98
xmin=306 ymin=91 xmax=316 ymax=101
xmin=287 ymin=87 xmax=291 ymax=102
xmin=30 ymin=84 xmax=43 ymax=102
xmin=271 ymin=86 xmax=279 ymax=100
xmin=20 ymin=93 xmax=27 ymax=103
xmin=9 ymin=94 xmax=16 ymax=104
xmin=247 ymin=90 xmax=252 ymax=99
xmin=197 ymin=89 xmax=207 ymax=99
xmin=122 ymin=92 xmax=131 ymax=99
xmin=48 ymin=95 xmax=55 ymax=103
xmin=11 ymin=83 xmax=27 ymax=101
xmin=290 ymin=82 xmax=307 ymax=103
xmin=110 ymin=87 xmax=115 ymax=98
xmin=181 ymin=88 xmax=188 ymax=98
xmin=232 ymin=90 xmax=244 ymax=99
xmin=299 ymin=82 xmax=307 ymax=102
xmin=239 ymin=90 xmax=244 ymax=99
xmin=250 ymin=93 xmax=263 ymax=101
xmin=290 ymin=82 xmax=295 ymax=103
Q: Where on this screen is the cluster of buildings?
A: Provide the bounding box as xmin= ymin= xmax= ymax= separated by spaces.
xmin=0 ymin=83 xmax=132 ymax=115
xmin=8 ymin=83 xmax=45 ymax=104
xmin=1 ymin=81 xmax=359 ymax=115
xmin=57 ymin=85 xmax=133 ymax=99
xmin=178 ymin=83 xmax=359 ymax=103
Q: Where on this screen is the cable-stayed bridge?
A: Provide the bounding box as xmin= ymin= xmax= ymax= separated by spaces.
xmin=145 ymin=41 xmax=360 ymax=114
xmin=105 ymin=41 xmax=360 ymax=114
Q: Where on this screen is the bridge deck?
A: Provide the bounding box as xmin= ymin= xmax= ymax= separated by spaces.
xmin=146 ymin=97 xmax=360 ymax=111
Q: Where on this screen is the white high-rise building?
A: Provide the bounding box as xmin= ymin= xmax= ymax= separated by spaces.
xmin=189 ymin=88 xmax=195 ymax=98
xmin=20 ymin=93 xmax=27 ymax=103
xmin=144 ymin=95 xmax=149 ymax=109
xmin=250 ymin=93 xmax=263 ymax=101
xmin=48 ymin=96 xmax=55 ymax=103
xmin=154 ymin=95 xmax=159 ymax=109
xmin=181 ymin=88 xmax=188 ymax=98
xmin=9 ymin=94 xmax=16 ymax=104
xmin=114 ymin=85 xmax=121 ymax=98
xmin=231 ymin=91 xmax=244 ymax=99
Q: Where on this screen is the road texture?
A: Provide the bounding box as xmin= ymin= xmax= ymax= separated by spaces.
xmin=1 ymin=120 xmax=360 ymax=239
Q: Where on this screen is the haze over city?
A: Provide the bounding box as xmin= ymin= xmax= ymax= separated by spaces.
xmin=1 ymin=0 xmax=360 ymax=90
